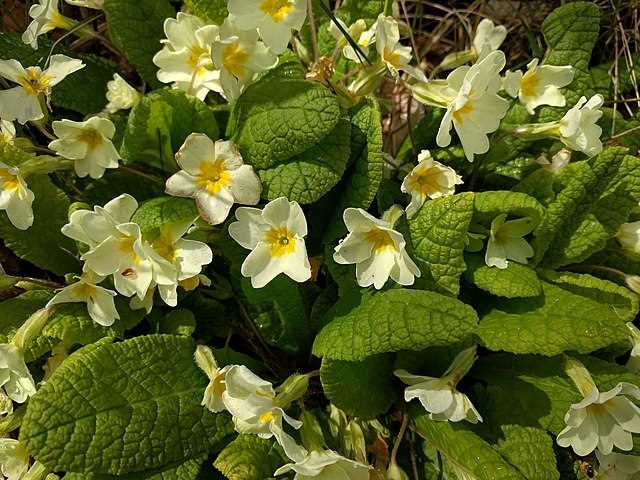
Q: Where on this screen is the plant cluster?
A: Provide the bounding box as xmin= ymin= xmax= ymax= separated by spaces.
xmin=0 ymin=0 xmax=639 ymax=479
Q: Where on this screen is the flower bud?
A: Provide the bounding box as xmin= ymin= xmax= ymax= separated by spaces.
xmin=274 ymin=372 xmax=310 ymax=408
xmin=387 ymin=460 xmax=410 ymax=480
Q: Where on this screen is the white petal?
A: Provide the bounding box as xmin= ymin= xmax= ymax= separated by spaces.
xmin=230 ymin=165 xmax=261 ymax=205
xmin=166 ymin=171 xmax=199 ymax=198
xmin=229 ymin=207 xmax=269 ymax=249
xmin=87 ymin=286 xmax=119 ymax=326
xmin=195 ymin=189 xmax=234 ymax=225
xmin=0 ymin=87 xmax=43 ymax=124
xmin=45 ymin=54 xmax=85 ymax=86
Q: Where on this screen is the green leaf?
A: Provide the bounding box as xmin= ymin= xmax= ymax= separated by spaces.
xmin=213 ymin=435 xmax=283 ymax=480
xmin=21 ymin=335 xmax=234 ymax=475
xmin=258 ymin=119 xmax=351 ymax=204
xmin=473 ymin=354 xmax=640 ymax=435
xmin=412 ymin=409 xmax=526 ymax=480
xmin=131 ymin=196 xmax=199 ymax=240
xmin=313 ymin=289 xmax=478 ymax=361
xmin=320 ymin=354 xmax=396 ymax=419
xmin=158 ymin=309 xmax=196 ymax=336
xmin=473 ymin=191 xmax=545 ymax=227
xmin=0 ymin=32 xmax=116 ymax=115
xmin=121 ymin=89 xmax=219 ymax=171
xmin=495 ymin=426 xmax=560 ymax=480
xmin=408 ymin=192 xmax=475 ymax=295
xmin=0 ymin=172 xmax=79 ymax=276
xmin=476 ymin=274 xmax=636 ymax=356
xmin=537 ymin=2 xmax=600 ymax=122
xmin=533 ymin=148 xmax=638 ymax=267
xmin=184 ymin=0 xmax=227 ymax=23
xmin=259 ymin=50 xmax=306 ymax=82
xmin=103 ymin=0 xmax=175 ymax=87
xmin=464 ymin=254 xmax=542 ymax=299
xmin=63 ymin=458 xmax=205 ymax=480
xmin=231 ymin=79 xmax=340 ymax=169
xmin=322 ymin=97 xmax=384 ymax=242
xmin=241 ymin=277 xmax=312 ymax=355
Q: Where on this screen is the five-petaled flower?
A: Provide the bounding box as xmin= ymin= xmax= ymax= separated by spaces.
xmin=0 ymin=162 xmax=34 ymax=230
xmin=22 ymin=0 xmax=75 ymax=49
xmin=485 ymin=214 xmax=535 ymax=269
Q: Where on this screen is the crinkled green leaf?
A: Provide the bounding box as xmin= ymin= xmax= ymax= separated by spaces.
xmin=412 ymin=408 xmax=526 ymax=480
xmin=464 ymin=254 xmax=542 ymax=299
xmin=184 ymin=0 xmax=227 ymax=23
xmin=313 ymin=289 xmax=478 ymax=361
xmin=320 ymin=353 xmax=396 ymax=419
xmin=0 ymin=33 xmax=116 ymax=115
xmin=131 ymin=196 xmax=199 ymax=241
xmin=323 ymin=97 xmax=384 ymax=242
xmin=473 ymin=354 xmax=640 ymax=435
xmin=477 ymin=274 xmax=636 ymax=356
xmin=533 ymin=148 xmax=638 ymax=267
xmin=213 ymin=434 xmax=283 ymax=480
xmin=0 ymin=171 xmax=79 ymax=276
xmin=63 ymin=458 xmax=205 ymax=480
xmin=158 ymin=309 xmax=196 ymax=336
xmin=495 ymin=426 xmax=560 ymax=480
xmin=230 ymin=79 xmax=340 ymax=169
xmin=21 ymin=335 xmax=234 ymax=475
xmin=103 ymin=0 xmax=175 ymax=87
xmin=473 ymin=191 xmax=545 ymax=227
xmin=258 ymin=119 xmax=351 ymax=204
xmin=408 ymin=192 xmax=475 ymax=295
xmin=241 ymin=277 xmax=312 ymax=355
xmin=259 ymin=50 xmax=306 ymax=82
xmin=537 ymin=1 xmax=600 ymax=122
xmin=121 ymin=89 xmax=219 ymax=172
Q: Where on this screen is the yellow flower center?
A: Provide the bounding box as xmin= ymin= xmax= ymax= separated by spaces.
xmin=207 ymin=374 xmax=226 ymax=398
xmin=265 ymin=226 xmax=296 ymax=257
xmin=77 ymin=128 xmax=102 ymax=150
xmin=196 ymin=159 xmax=231 ymax=195
xmin=259 ymin=410 xmax=280 ymax=424
xmin=260 ymin=0 xmax=294 ymax=22
xmin=519 ymin=70 xmax=539 ymax=98
xmin=0 ymin=168 xmax=19 ymax=192
xmin=73 ymin=281 xmax=96 ymax=298
xmin=118 ymin=236 xmax=141 ymax=264
xmin=187 ymin=45 xmax=210 ymax=76
xmin=17 ymin=68 xmax=51 ymax=96
xmin=407 ymin=167 xmax=442 ymax=197
xmin=222 ymin=42 xmax=249 ymax=78
xmin=364 ymin=228 xmax=396 ymax=252
xmin=153 ymin=235 xmax=176 ymax=262
xmin=452 ymin=100 xmax=474 ymax=124
xmin=383 ymin=47 xmax=403 ymax=69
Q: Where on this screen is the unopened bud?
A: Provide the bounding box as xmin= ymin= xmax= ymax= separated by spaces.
xmin=274 ymin=373 xmax=310 ymax=408
xmin=387 ymin=460 xmax=410 ymax=480
xmin=625 ymin=275 xmax=640 ymax=295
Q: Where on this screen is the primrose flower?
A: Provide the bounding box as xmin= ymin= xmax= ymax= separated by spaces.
xmin=557 ymin=357 xmax=640 ymax=456
xmin=535 ymin=149 xmax=571 ymax=174
xmin=62 ymin=193 xmax=138 ymax=248
xmin=375 ymin=15 xmax=425 ymax=81
xmin=472 ymin=19 xmax=507 ymax=60
xmin=617 ymin=221 xmax=640 ymax=255
xmin=413 ymin=51 xmax=509 ymax=161
xmin=0 ymin=162 xmax=34 ymax=230
xmin=485 ymin=214 xmax=534 ymax=269
xmin=401 ymin=149 xmax=463 ymax=218
xmin=0 ymin=438 xmax=30 ymax=480
xmin=229 ymin=197 xmax=311 ymax=288
xmin=227 ymin=0 xmax=307 ymax=54
xmin=49 ymin=116 xmax=120 ymax=179
xmin=222 ymin=365 xmax=304 ymax=459
xmin=22 ymin=0 xmax=75 ymax=49
xmin=0 ymin=55 xmax=84 ymax=124
xmin=212 ymin=18 xmax=278 ymax=100
xmin=145 ymin=218 xmax=212 ymax=306
xmin=0 ymin=120 xmax=15 ymax=144
xmin=275 ymin=450 xmax=371 ymax=480
xmin=595 ymin=451 xmax=640 ymax=480
xmin=0 ymin=344 xmax=36 ymax=404
xmin=105 ymin=74 xmax=141 ymax=114
xmin=166 ymin=134 xmax=261 ymax=225
xmin=333 ymin=206 xmax=420 ymax=289
xmin=503 ymin=59 xmax=574 ymax=114
xmin=152 ymin=13 xmax=223 ymax=101
xmin=328 ymin=18 xmax=376 ymax=63
xmin=395 ymin=346 xmax=482 ymax=424
xmin=555 ymin=95 xmax=604 ymax=157
xmin=65 ymin=0 xmax=103 ymax=9
xmin=46 ymin=271 xmax=119 ymax=327
xmin=195 ymin=345 xmax=230 ymax=413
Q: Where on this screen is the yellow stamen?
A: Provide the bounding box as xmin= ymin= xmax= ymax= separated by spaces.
xmin=118 ymin=236 xmax=141 ymax=264
xmin=452 ymin=100 xmax=474 ymax=124
xmin=0 ymin=168 xmax=19 ymax=191
xmin=77 ymin=128 xmax=102 ymax=150
xmin=222 ymin=42 xmax=249 ymax=78
xmin=17 ymin=68 xmax=51 ymax=96
xmin=259 ymin=410 xmax=279 ymax=424
xmin=520 ymin=71 xmax=539 ymax=98
xmin=265 ymin=226 xmax=296 ymax=257
xmin=187 ymin=45 xmax=210 ymax=76
xmin=260 ymin=0 xmax=294 ymax=22
xmin=196 ymin=159 xmax=231 ymax=195
xmin=407 ymin=167 xmax=442 ymax=198
xmin=383 ymin=47 xmax=403 ymax=69
xmin=364 ymin=228 xmax=396 ymax=252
